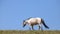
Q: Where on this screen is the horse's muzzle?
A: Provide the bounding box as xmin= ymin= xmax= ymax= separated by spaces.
xmin=23 ymin=24 xmax=26 ymax=27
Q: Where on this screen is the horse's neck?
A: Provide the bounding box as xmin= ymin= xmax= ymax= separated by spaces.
xmin=25 ymin=20 xmax=29 ymax=23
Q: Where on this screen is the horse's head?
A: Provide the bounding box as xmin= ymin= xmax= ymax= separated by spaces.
xmin=23 ymin=20 xmax=28 ymax=27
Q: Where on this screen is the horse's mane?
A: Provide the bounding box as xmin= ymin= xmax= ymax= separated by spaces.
xmin=23 ymin=17 xmax=32 ymax=22
xmin=26 ymin=17 xmax=32 ymax=20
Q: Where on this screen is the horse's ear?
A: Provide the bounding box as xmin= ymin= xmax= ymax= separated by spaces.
xmin=23 ymin=20 xmax=25 ymax=22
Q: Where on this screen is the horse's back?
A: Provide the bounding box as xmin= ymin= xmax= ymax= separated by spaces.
xmin=36 ymin=17 xmax=42 ymax=23
xmin=28 ymin=18 xmax=37 ymax=23
xmin=36 ymin=17 xmax=41 ymax=20
xmin=28 ymin=17 xmax=42 ymax=24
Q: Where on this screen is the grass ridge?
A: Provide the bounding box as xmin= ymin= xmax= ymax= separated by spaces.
xmin=0 ymin=30 xmax=60 ymax=34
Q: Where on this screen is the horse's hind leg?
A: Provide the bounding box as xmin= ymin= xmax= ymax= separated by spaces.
xmin=38 ymin=24 xmax=43 ymax=30
xmin=38 ymin=26 xmax=40 ymax=30
xmin=38 ymin=24 xmax=41 ymax=30
xmin=39 ymin=24 xmax=43 ymax=30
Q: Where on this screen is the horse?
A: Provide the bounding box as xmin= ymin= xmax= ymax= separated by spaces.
xmin=23 ymin=17 xmax=49 ymax=30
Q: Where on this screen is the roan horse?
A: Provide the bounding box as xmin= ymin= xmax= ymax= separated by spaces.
xmin=23 ymin=17 xmax=49 ymax=30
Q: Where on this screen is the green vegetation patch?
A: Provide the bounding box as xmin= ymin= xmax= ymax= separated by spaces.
xmin=0 ymin=30 xmax=60 ymax=34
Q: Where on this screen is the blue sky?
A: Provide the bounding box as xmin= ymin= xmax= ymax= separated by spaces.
xmin=0 ymin=0 xmax=60 ymax=30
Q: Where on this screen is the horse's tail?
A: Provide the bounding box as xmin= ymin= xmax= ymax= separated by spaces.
xmin=41 ymin=19 xmax=49 ymax=29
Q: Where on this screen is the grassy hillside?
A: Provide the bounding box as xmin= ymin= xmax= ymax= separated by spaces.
xmin=0 ymin=30 xmax=60 ymax=34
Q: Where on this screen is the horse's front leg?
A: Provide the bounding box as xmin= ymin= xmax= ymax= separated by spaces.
xmin=31 ymin=25 xmax=34 ymax=30
xmin=29 ymin=24 xmax=34 ymax=30
xmin=29 ymin=24 xmax=31 ymax=30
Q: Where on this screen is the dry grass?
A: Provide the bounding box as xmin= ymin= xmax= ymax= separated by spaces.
xmin=0 ymin=30 xmax=60 ymax=34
